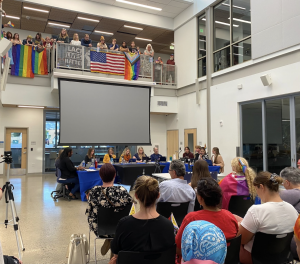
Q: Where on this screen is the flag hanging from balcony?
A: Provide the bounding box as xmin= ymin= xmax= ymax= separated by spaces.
xmin=124 ymin=52 xmax=140 ymax=80
xmin=90 ymin=51 xmax=125 ymax=75
xmin=32 ymin=47 xmax=48 ymax=75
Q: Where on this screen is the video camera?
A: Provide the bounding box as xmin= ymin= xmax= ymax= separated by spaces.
xmin=1 ymin=151 xmax=12 ymax=164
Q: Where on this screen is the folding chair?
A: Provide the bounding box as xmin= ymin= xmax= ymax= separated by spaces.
xmin=156 ymin=202 xmax=189 ymax=226
xmin=228 ymin=195 xmax=254 ymax=218
xmin=225 ymin=235 xmax=241 ymax=264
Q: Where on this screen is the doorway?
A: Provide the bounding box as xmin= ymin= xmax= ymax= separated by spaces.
xmin=184 ymin=129 xmax=197 ymax=155
xmin=167 ymin=130 xmax=179 ymax=160
xmin=5 ymin=128 xmax=27 ymax=175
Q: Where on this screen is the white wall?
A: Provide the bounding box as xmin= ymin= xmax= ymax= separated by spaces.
xmin=150 ymin=96 xmax=178 ymax=114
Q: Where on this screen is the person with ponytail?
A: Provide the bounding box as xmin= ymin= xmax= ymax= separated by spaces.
xmin=211 ymin=147 xmax=224 ymax=173
xmin=219 ymin=157 xmax=256 ymax=210
xmin=109 ymin=176 xmax=175 ymax=264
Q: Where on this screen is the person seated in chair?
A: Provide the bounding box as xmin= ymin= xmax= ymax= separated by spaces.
xmin=194 ymin=145 xmax=201 ymax=160
xmin=158 ymin=160 xmax=195 ymax=213
xmin=109 ymin=176 xmax=175 ymax=264
xmin=55 ymin=149 xmax=64 ymax=192
xmin=198 ymin=147 xmax=209 ymax=161
xmin=85 ymin=148 xmax=95 ymax=166
xmin=183 ymin=146 xmax=194 ymax=159
xmin=237 ymin=171 xmax=298 ymax=264
xmin=150 ymin=147 xmax=162 ymax=161
xmin=119 ymin=147 xmax=131 ymax=163
xmin=133 ymin=147 xmax=147 ymax=163
xmin=103 ymin=148 xmax=116 ymax=163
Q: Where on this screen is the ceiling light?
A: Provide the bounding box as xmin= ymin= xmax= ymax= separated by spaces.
xmin=222 ymin=3 xmax=246 ymax=10
xmin=233 ymin=45 xmax=244 ymax=48
xmin=124 ymin=25 xmax=143 ymax=30
xmin=199 ymin=49 xmax=206 ymax=51
xmin=202 ymin=18 xmax=238 ymax=27
xmin=18 ymin=105 xmax=44 ymax=109
xmin=2 ymin=15 xmax=20 ymax=19
xmin=233 ymin=53 xmax=243 ymax=56
xmin=78 ymin=17 xmax=100 ymax=22
xmin=23 ymin=6 xmax=49 ymax=13
xmin=48 ymin=22 xmax=70 ymax=28
xmin=232 ymin=18 xmax=251 ymax=24
xmin=135 ymin=37 xmax=152 ymax=41
xmin=94 ymin=30 xmax=114 ymax=35
xmin=116 ymin=0 xmax=162 ymax=11
xmin=199 ymin=39 xmax=206 ymax=42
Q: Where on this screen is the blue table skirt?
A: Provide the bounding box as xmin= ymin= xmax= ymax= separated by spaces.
xmin=161 ymin=162 xmax=220 ymax=173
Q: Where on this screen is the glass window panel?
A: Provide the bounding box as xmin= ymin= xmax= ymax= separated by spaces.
xmin=213 ymin=47 xmax=230 ymax=72
xmin=11 ymin=132 xmax=22 ymax=168
xmin=232 ymin=0 xmax=251 ymax=42
xmin=295 ymin=96 xmax=300 ymax=166
xmin=198 ymin=57 xmax=207 ymax=77
xmin=198 ymin=14 xmax=206 ymax=58
xmin=232 ymin=38 xmax=251 ymax=65
xmin=214 ymin=0 xmax=230 ymax=51
xmin=266 ymin=98 xmax=291 ymax=174
xmin=45 ymin=121 xmax=56 ymax=148
xmin=242 ymin=103 xmax=263 ymax=173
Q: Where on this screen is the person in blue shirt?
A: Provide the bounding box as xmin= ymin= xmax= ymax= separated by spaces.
xmin=109 ymin=38 xmax=119 ymax=51
xmin=150 ymin=147 xmax=162 ymax=161
xmin=81 ymin=34 xmax=92 ymax=47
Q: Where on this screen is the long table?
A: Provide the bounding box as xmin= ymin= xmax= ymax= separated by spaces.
xmin=161 ymin=163 xmax=220 ymax=173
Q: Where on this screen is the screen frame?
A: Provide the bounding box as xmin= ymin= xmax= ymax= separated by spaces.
xmin=58 ymin=78 xmax=152 ymax=146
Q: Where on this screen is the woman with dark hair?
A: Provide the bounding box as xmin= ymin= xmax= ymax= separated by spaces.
xmin=175 ymin=177 xmax=238 ymax=257
xmin=183 ymin=146 xmax=194 ymax=159
xmin=129 ymin=41 xmax=138 ymax=53
xmin=6 ymin=32 xmax=14 ymax=65
xmin=190 ymin=160 xmax=211 ymax=189
xmin=211 ymin=147 xmax=224 ymax=173
xmin=109 ymin=176 xmax=175 ymax=264
xmin=119 ymin=41 xmax=129 ymax=52
xmin=34 ymin=33 xmax=43 ymax=45
xmin=199 ymin=147 xmax=209 ymax=160
xmin=12 ymin=33 xmax=21 ymax=45
xmin=85 ymin=148 xmax=95 ymax=165
xmin=6 ymin=31 xmax=13 ymax=41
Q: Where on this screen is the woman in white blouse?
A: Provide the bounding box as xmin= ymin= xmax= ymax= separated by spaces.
xmin=70 ymin=33 xmax=81 ymax=45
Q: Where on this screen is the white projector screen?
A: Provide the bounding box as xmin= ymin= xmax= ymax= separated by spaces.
xmin=59 ymin=79 xmax=151 ymax=145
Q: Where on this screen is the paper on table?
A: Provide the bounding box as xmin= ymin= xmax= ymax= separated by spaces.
xmin=85 ymin=169 xmax=97 ymax=171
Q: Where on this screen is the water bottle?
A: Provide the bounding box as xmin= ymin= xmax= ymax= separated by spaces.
xmin=142 ymin=169 xmax=145 ymax=175
xmin=82 ymin=160 xmax=85 ymax=168
xmin=110 ymin=158 xmax=114 ymax=164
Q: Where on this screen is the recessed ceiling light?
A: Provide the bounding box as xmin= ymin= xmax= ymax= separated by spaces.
xmin=135 ymin=37 xmax=152 ymax=41
xmin=78 ymin=17 xmax=100 ymax=23
xmin=222 ymin=3 xmax=246 ymax=10
xmin=48 ymin=22 xmax=70 ymax=28
xmin=94 ymin=30 xmax=114 ymax=35
xmin=232 ymin=18 xmax=251 ymax=24
xmin=18 ymin=105 xmax=44 ymax=109
xmin=124 ymin=25 xmax=143 ymax=30
xmin=116 ymin=0 xmax=162 ymax=11
xmin=216 ymin=21 xmax=239 ymax=27
xmin=23 ymin=6 xmax=49 ymax=13
xmin=2 ymin=15 xmax=20 ymax=19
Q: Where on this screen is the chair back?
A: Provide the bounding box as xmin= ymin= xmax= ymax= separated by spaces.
xmin=117 ymin=245 xmax=176 ymax=264
xmin=228 ymin=195 xmax=254 ymax=217
xmin=156 ymin=202 xmax=189 ymax=226
xmin=225 ymin=235 xmax=241 ymax=264
xmin=206 ymin=160 xmax=213 ymax=166
xmin=184 ymin=172 xmax=192 ymax=184
xmin=251 ymin=232 xmax=294 ymax=264
xmin=194 ymin=197 xmax=202 ymax=211
xmin=97 ymin=203 xmax=132 ymax=237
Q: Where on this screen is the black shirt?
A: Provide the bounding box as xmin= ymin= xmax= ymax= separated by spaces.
xmin=59 ymin=156 xmax=78 ymax=179
xmin=129 ymin=47 xmax=138 ymax=53
xmin=85 ymin=155 xmax=91 ymax=165
xmin=111 ymin=215 xmax=175 ymax=254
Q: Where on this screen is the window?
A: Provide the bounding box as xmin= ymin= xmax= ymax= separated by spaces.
xmin=198 ymin=14 xmax=206 ymax=77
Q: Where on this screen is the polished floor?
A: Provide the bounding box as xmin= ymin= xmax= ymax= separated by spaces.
xmin=0 ymin=173 xmax=115 ymax=264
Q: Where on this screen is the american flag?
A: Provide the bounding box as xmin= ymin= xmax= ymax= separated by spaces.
xmin=90 ymin=51 xmax=125 ymax=75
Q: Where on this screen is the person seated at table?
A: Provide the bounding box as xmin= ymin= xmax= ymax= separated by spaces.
xmin=85 ymin=148 xmax=95 ymax=165
xmin=176 ymin=177 xmax=238 ymax=258
xmin=219 ymin=157 xmax=256 ymax=210
xmin=183 ymin=146 xmax=194 ymax=159
xmin=181 ymin=221 xmax=227 ymax=264
xmin=237 ymin=171 xmax=298 ymax=264
xmin=55 ymin=149 xmax=64 ymax=192
xmin=158 ymin=160 xmax=195 ymax=213
xmin=133 ymin=147 xmax=147 ymax=162
xmin=109 ymin=176 xmax=175 ymax=264
xmin=198 ymin=147 xmax=209 ymax=160
xmin=190 ymin=160 xmax=211 ymax=189
xmin=211 ymin=147 xmax=224 ymax=173
xmin=103 ymin=148 xmax=116 ymax=163
xmin=59 ymin=147 xmax=84 ymax=199
xmin=86 ymin=163 xmax=132 ymax=256
xmin=150 ymin=147 xmax=162 ymax=161
xmin=119 ymin=147 xmax=131 ymax=163
xmin=194 ymin=145 xmax=201 ymax=160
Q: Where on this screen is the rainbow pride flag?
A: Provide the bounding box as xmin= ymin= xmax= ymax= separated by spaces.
xmin=32 ymin=47 xmax=48 ymax=75
xmin=124 ymin=52 xmax=140 ymax=80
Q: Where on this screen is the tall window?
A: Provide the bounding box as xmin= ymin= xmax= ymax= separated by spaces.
xmin=213 ymin=0 xmax=251 ymax=72
xmin=198 ymin=14 xmax=206 ymax=77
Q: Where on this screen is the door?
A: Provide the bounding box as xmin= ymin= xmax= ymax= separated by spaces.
xmin=184 ymin=129 xmax=197 ymax=155
xmin=5 ymin=128 xmax=27 ymax=175
xmin=167 ymin=130 xmax=179 ymax=160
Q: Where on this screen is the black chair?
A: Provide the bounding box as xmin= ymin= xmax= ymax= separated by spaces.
xmin=194 ymin=197 xmax=203 ymax=211
xmin=89 ymin=203 xmax=132 ymax=264
xmin=51 ymin=177 xmax=71 ymax=201
xmin=228 ymin=195 xmax=254 ymax=218
xmin=156 ymin=202 xmax=189 ymax=226
xmin=251 ymin=232 xmax=294 ymax=264
xmin=225 ymin=235 xmax=241 ymax=264
xmin=184 ymin=172 xmax=192 ymax=184
xmin=117 ymin=245 xmax=176 ymax=264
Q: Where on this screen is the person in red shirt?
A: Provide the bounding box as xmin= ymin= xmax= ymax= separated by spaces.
xmin=183 ymin=146 xmax=194 ymax=159
xmin=166 ymin=54 xmax=175 ymax=84
xmin=175 ymin=177 xmax=238 ymax=257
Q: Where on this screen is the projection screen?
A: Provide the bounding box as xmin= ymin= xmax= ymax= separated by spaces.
xmin=59 ymin=79 xmax=151 ymax=145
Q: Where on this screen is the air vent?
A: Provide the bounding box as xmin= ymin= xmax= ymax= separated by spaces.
xmin=157 ymin=101 xmax=168 ymax=106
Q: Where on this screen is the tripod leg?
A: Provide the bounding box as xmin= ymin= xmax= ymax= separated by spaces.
xmin=5 ymin=193 xmax=9 ymax=227
xmin=11 ymin=200 xmax=25 ymax=251
xmin=9 ymin=201 xmax=22 ymax=260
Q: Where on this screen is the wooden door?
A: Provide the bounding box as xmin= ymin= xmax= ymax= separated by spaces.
xmin=167 ymin=130 xmax=179 ymax=160
xmin=184 ymin=128 xmax=197 ymax=154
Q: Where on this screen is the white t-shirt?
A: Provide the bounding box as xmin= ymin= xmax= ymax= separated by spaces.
xmin=70 ymin=40 xmax=81 ymax=45
xmin=241 ymin=201 xmax=298 ymax=252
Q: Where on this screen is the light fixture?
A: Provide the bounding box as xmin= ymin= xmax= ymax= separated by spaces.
xmin=135 ymin=37 xmax=152 ymax=41
xmin=233 ymin=45 xmax=244 ymax=48
xmin=18 ymin=105 xmax=44 ymax=109
xmin=124 ymin=25 xmax=143 ymax=30
xmin=78 ymin=17 xmax=100 ymax=22
xmin=222 ymin=3 xmax=246 ymax=10
xmin=116 ymin=0 xmax=162 ymax=11
xmin=232 ymin=18 xmax=251 ymax=24
xmin=2 ymin=15 xmax=20 ymax=19
xmin=48 ymin=22 xmax=70 ymax=28
xmin=199 ymin=39 xmax=206 ymax=42
xmin=215 ymin=21 xmax=239 ymax=27
xmin=199 ymin=49 xmax=206 ymax=51
xmin=233 ymin=53 xmax=243 ymax=56
xmin=23 ymin=6 xmax=49 ymax=13
xmin=94 ymin=30 xmax=114 ymax=35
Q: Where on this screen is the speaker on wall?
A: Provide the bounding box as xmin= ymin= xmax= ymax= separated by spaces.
xmin=260 ymin=74 xmax=272 ymax=86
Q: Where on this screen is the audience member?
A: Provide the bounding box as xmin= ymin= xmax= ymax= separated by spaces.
xmin=136 ymin=46 xmax=141 ymax=54
xmin=12 ymin=33 xmax=21 ymax=45
xmin=150 ymin=147 xmax=162 ymax=161
xmin=183 ymin=146 xmax=194 ymax=159
xmin=198 ymin=147 xmax=209 ymax=160
xmin=43 ymin=36 xmax=53 ymax=49
xmin=97 ymin=36 xmax=107 ymax=49
xmin=34 ymin=33 xmax=43 ymax=45
xmin=2 ymin=31 xmax=6 ymax=38
xmin=6 ymin=31 xmax=12 ymax=41
xmin=6 ymin=32 xmax=14 ymax=65
xmin=119 ymin=41 xmax=129 ymax=52
xmin=158 ymin=160 xmax=195 ymax=212
xmin=219 ymin=157 xmax=256 ymax=210
xmin=109 ymin=176 xmax=175 ymax=264
xmin=154 ymin=56 xmax=163 ymax=83
xmin=57 ymin=28 xmax=69 ymax=44
xmin=294 ymin=215 xmax=300 ymax=260
xmin=103 ymin=148 xmax=116 ymax=163
xmin=176 ymin=178 xmax=238 ymax=258
xmin=144 ymin=44 xmax=154 ymax=57
xmin=237 ymin=171 xmax=298 ymax=264
xmin=181 ymin=221 xmax=227 ymax=264
xmin=119 ymin=147 xmax=131 ymax=163
xmin=81 ymin=34 xmax=92 ymax=47
xmin=55 ymin=149 xmax=64 ymax=192
xmin=129 ymin=41 xmax=138 ymax=53
xmin=85 ymin=148 xmax=95 ymax=166
xmin=133 ymin=147 xmax=147 ymax=162
xmin=109 ymin=38 xmax=119 ymax=51
xmin=194 ymin=145 xmax=201 ymax=160
xmin=211 ymin=147 xmax=224 ymax=173
xmin=86 ymin=163 xmax=132 ymax=256
xmin=190 ymin=160 xmax=211 ymax=189
xmin=70 ymin=33 xmax=81 ymax=45
xmin=22 ymin=35 xmax=33 ymax=46
xmin=166 ymin=54 xmax=175 ymax=83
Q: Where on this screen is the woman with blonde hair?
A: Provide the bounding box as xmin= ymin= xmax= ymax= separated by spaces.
xmin=219 ymin=157 xmax=256 ymax=210
xmin=144 ymin=44 xmax=154 ymax=57
xmin=190 ymin=160 xmax=211 ymax=189
xmin=133 ymin=147 xmax=147 ymax=162
xmin=103 ymin=148 xmax=116 ymax=163
xmin=70 ymin=33 xmax=81 ymax=45
xmin=85 ymin=148 xmax=95 ymax=165
xmin=57 ymin=28 xmax=69 ymax=43
xmin=211 ymin=147 xmax=225 ymax=173
xmin=97 ymin=36 xmax=107 ymax=49
xmin=119 ymin=147 xmax=131 ymax=163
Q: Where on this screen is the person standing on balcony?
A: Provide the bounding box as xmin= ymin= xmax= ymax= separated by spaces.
xmin=154 ymin=56 xmax=163 ymax=83
xmin=119 ymin=41 xmax=129 ymax=52
xmin=22 ymin=35 xmax=33 ymax=46
xmin=43 ymin=36 xmax=53 ymax=49
xmin=129 ymin=41 xmax=138 ymax=53
xmin=34 ymin=33 xmax=43 ymax=46
xmin=81 ymin=34 xmax=92 ymax=47
xmin=12 ymin=33 xmax=21 ymax=45
xmin=144 ymin=44 xmax=154 ymax=58
xmin=70 ymin=33 xmax=81 ymax=45
xmin=57 ymin=28 xmax=69 ymax=44
xmin=97 ymin=36 xmax=107 ymax=49
xmin=166 ymin=54 xmax=175 ymax=84
xmin=109 ymin=38 xmax=119 ymax=51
